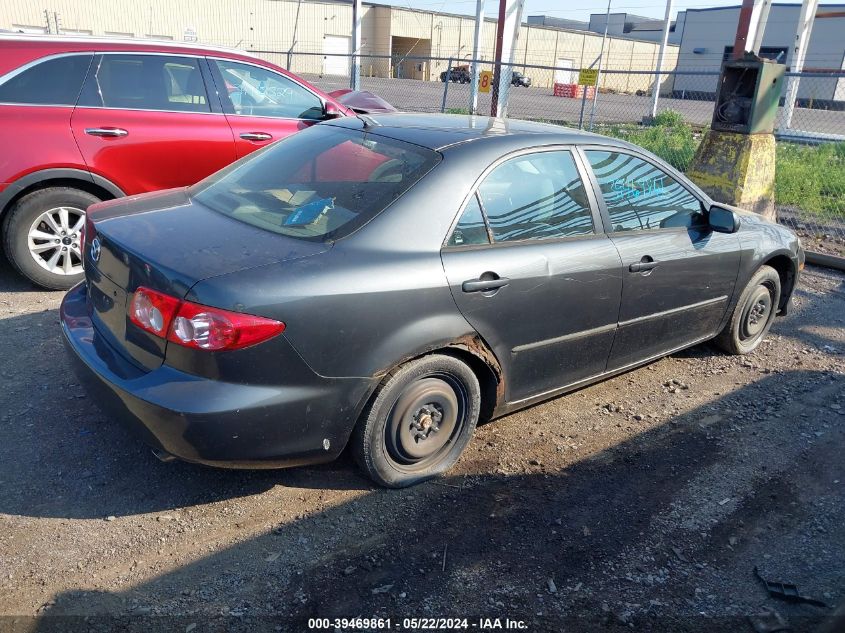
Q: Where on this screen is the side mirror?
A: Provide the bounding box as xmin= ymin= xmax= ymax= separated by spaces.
xmin=323 ymin=101 xmax=343 ymax=120
xmin=709 ymin=205 xmax=740 ymax=233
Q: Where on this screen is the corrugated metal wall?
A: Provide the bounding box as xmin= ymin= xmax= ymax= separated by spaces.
xmin=1 ymin=0 xmax=679 ymax=90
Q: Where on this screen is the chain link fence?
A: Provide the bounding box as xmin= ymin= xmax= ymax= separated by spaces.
xmin=276 ymin=50 xmax=844 ymax=259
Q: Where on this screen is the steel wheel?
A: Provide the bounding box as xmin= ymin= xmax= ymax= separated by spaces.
xmin=739 ymin=283 xmax=774 ymax=343
xmin=384 ymin=375 xmax=467 ymax=470
xmin=714 ymin=265 xmax=781 ymax=355
xmin=353 ymin=354 xmax=481 ymax=487
xmin=27 ymin=206 xmax=85 ymax=276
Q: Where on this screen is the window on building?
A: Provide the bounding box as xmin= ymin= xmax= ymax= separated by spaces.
xmin=722 ymin=46 xmax=787 ymax=63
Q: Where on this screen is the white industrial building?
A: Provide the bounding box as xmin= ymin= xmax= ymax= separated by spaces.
xmin=1 ymin=0 xmax=679 ymax=92
xmin=674 ymin=3 xmax=845 ymax=104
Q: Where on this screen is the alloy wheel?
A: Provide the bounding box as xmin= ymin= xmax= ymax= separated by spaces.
xmin=27 ymin=207 xmax=85 ymax=276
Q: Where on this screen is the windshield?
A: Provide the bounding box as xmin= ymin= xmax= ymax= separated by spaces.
xmin=190 ymin=125 xmax=441 ymax=241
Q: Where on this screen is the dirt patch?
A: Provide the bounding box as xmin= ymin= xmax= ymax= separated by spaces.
xmin=0 ymin=259 xmax=843 ymax=632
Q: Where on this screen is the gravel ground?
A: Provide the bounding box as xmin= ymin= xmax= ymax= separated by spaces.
xmin=0 ymin=256 xmax=843 ymax=633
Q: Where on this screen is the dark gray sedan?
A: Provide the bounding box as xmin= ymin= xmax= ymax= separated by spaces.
xmin=61 ymin=114 xmax=804 ymax=487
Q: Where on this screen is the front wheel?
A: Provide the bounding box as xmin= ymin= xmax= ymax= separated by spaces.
xmin=2 ymin=187 xmax=101 ymax=289
xmin=715 ymin=265 xmax=781 ymax=355
xmin=352 ymin=354 xmax=481 ymax=488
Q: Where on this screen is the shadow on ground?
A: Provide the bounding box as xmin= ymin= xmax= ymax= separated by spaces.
xmin=8 ymin=370 xmax=842 ymax=633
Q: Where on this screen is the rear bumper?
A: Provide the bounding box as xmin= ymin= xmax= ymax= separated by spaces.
xmin=61 ymin=283 xmax=373 ymax=469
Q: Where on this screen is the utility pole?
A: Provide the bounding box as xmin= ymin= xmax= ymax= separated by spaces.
xmin=490 ymin=0 xmax=525 ymax=118
xmin=750 ymin=0 xmax=773 ymax=53
xmin=650 ymin=0 xmax=674 ymax=118
xmin=351 ymin=0 xmax=362 ymax=90
xmin=588 ymin=0 xmax=612 ymax=130
xmin=732 ymin=0 xmax=756 ymax=58
xmin=469 ymin=0 xmax=485 ymax=114
xmin=490 ymin=0 xmax=507 ymax=117
xmin=782 ymin=0 xmax=819 ymax=129
xmin=287 ymin=0 xmax=303 ymax=70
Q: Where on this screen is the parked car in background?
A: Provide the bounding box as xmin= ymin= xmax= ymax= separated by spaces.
xmin=62 ymin=113 xmax=803 ymax=488
xmin=0 ymin=35 xmax=364 ymax=289
xmin=439 ymin=65 xmax=471 ymax=83
xmin=511 ymin=71 xmax=531 ymax=87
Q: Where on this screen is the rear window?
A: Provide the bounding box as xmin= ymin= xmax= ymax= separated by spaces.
xmin=190 ymin=125 xmax=441 ymax=241
xmin=0 ymin=54 xmax=92 ymax=105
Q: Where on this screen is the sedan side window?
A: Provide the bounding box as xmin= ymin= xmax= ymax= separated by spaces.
xmin=448 ymin=194 xmax=490 ymax=246
xmin=212 ymin=59 xmax=324 ymax=120
xmin=477 ymin=150 xmax=594 ymax=243
xmin=585 ymin=150 xmax=706 ymax=232
xmin=78 ymin=54 xmax=210 ymax=112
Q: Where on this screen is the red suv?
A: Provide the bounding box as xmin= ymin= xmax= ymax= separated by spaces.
xmin=0 ymin=35 xmax=354 ymax=289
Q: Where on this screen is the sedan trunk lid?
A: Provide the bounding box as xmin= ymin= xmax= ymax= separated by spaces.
xmin=85 ymin=187 xmax=329 ymax=370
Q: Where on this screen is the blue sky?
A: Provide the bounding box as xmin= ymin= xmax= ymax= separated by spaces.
xmin=376 ymin=0 xmax=751 ymax=22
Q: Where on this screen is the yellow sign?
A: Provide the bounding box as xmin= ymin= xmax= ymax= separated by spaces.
xmin=479 ymin=70 xmax=493 ymax=93
xmin=578 ymin=68 xmax=598 ymax=86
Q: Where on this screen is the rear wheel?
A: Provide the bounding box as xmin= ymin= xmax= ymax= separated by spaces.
xmin=352 ymin=354 xmax=480 ymax=488
xmin=2 ymin=187 xmax=101 ymax=289
xmin=715 ymin=265 xmax=781 ymax=355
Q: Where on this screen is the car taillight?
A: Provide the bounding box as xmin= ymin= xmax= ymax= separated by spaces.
xmin=128 ymin=286 xmax=285 ymax=352
xmin=129 ymin=287 xmax=181 ymax=338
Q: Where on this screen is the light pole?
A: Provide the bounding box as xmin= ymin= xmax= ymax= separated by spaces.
xmin=588 ymin=0 xmax=611 ymax=130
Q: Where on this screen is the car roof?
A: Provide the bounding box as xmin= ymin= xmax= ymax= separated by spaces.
xmin=0 ymin=33 xmax=261 ymax=60
xmin=323 ymin=113 xmax=630 ymax=152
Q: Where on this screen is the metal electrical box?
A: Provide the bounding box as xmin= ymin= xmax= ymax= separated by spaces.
xmin=712 ymin=56 xmax=785 ymax=134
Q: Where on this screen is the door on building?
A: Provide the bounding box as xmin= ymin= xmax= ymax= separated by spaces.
xmin=554 ymin=58 xmax=574 ymax=84
xmin=323 ymin=35 xmax=351 ymax=76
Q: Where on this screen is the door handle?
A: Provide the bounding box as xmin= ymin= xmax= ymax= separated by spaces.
xmin=462 ymin=277 xmax=510 ymax=293
xmin=84 ymin=127 xmax=128 ymax=138
xmin=239 ymin=132 xmax=273 ymax=141
xmin=629 ymin=258 xmax=659 ymax=273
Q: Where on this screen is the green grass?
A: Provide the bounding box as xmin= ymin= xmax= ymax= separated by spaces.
xmin=594 ymin=111 xmax=701 ymax=173
xmin=775 ymin=142 xmax=845 ymax=216
xmin=591 ymin=110 xmax=844 ymax=217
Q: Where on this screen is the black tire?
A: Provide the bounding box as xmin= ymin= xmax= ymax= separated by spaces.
xmin=2 ymin=187 xmax=100 ymax=290
xmin=352 ymin=354 xmax=481 ymax=488
xmin=715 ymin=265 xmax=781 ymax=355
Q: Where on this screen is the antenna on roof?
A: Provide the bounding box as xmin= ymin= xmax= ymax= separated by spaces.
xmin=357 ymin=114 xmax=379 ymax=129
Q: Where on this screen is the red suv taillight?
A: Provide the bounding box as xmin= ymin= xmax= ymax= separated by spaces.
xmin=129 ymin=286 xmax=285 ymax=351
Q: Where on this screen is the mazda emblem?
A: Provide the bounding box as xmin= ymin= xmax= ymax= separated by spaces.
xmin=90 ymin=236 xmax=101 ymax=263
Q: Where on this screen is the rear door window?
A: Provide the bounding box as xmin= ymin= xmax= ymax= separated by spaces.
xmin=78 ymin=54 xmax=210 ymax=112
xmin=448 ymin=194 xmax=490 ymax=246
xmin=0 ymin=54 xmax=93 ymax=105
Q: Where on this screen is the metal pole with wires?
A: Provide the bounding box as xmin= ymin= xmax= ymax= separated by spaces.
xmin=350 ymin=0 xmax=362 ymax=90
xmin=588 ymin=0 xmax=611 ymax=130
xmin=782 ymin=0 xmax=819 ymax=130
xmin=469 ymin=0 xmax=485 ymax=114
xmin=650 ymin=0 xmax=674 ymax=119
